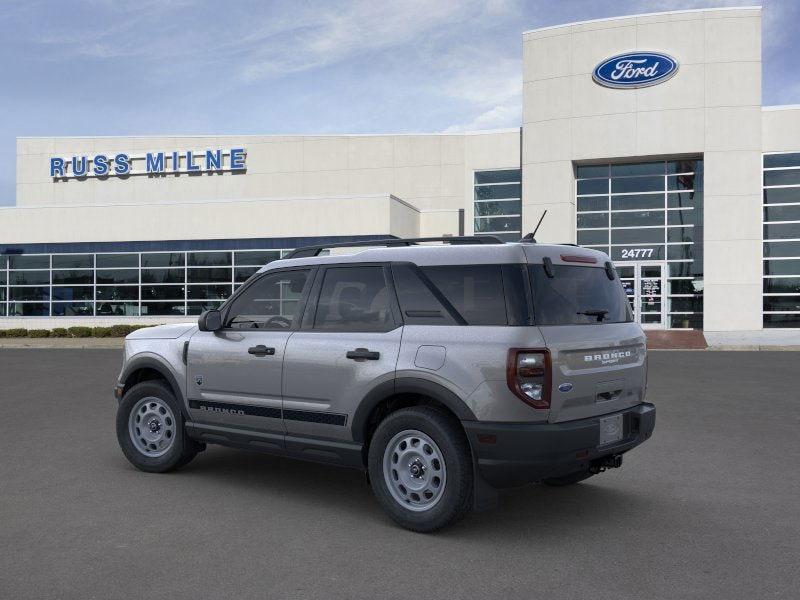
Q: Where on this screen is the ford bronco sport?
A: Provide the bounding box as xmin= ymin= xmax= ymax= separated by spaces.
xmin=114 ymin=236 xmax=655 ymax=532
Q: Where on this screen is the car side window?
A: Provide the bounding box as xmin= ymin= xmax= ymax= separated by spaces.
xmin=313 ymin=266 xmax=394 ymax=332
xmin=225 ymin=269 xmax=310 ymax=330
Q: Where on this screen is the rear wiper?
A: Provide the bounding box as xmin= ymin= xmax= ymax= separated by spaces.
xmin=577 ymin=309 xmax=608 ymax=322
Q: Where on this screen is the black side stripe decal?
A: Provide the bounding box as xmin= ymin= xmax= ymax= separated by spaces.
xmin=189 ymin=400 xmax=347 ymax=426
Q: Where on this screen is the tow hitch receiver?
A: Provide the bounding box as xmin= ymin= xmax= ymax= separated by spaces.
xmin=589 ymin=454 xmax=623 ymax=474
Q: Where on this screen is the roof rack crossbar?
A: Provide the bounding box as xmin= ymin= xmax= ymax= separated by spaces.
xmin=284 ymin=236 xmax=505 ymax=259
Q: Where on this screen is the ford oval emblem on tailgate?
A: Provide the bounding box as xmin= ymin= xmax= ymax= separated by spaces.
xmin=558 ymin=382 xmax=573 ymax=393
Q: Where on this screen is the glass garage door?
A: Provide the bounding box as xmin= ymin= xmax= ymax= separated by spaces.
xmin=576 ymin=159 xmax=704 ymax=329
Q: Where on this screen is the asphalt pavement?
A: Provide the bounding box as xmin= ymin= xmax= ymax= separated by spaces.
xmin=1 ymin=349 xmax=798 ymax=599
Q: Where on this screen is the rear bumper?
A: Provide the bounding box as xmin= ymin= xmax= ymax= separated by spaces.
xmin=463 ymin=403 xmax=655 ymax=488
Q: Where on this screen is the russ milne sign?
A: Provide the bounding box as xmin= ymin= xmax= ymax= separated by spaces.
xmin=592 ymin=51 xmax=678 ymax=89
xmin=49 ymin=148 xmax=246 ymax=179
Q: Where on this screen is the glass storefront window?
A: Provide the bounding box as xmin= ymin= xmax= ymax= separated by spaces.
xmin=576 ymin=158 xmax=704 ymax=329
xmin=474 ymin=169 xmax=521 ymax=242
xmin=0 ymin=246 xmax=293 ymax=318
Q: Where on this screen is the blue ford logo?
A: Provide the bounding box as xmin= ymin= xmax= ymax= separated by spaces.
xmin=593 ymin=52 xmax=678 ymax=89
xmin=558 ymin=383 xmax=574 ymax=393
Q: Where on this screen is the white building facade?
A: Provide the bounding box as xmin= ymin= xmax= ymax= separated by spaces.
xmin=2 ymin=6 xmax=799 ymax=340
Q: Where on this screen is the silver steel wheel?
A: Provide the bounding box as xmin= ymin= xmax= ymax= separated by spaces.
xmin=382 ymin=429 xmax=447 ymax=512
xmin=128 ymin=396 xmax=176 ymax=458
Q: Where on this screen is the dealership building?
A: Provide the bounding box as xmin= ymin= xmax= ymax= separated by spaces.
xmin=1 ymin=5 xmax=799 ymax=342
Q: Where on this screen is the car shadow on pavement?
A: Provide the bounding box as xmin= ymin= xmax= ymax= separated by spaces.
xmin=132 ymin=444 xmax=660 ymax=536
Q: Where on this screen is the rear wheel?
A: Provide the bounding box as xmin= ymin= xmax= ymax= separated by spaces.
xmin=368 ymin=406 xmax=473 ymax=532
xmin=116 ymin=380 xmax=200 ymax=473
xmin=542 ymin=469 xmax=594 ymax=487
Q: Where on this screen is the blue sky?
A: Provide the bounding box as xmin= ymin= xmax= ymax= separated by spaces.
xmin=1 ymin=0 xmax=798 ymax=206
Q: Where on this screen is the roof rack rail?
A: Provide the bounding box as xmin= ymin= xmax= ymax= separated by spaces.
xmin=284 ymin=235 xmax=505 ymax=259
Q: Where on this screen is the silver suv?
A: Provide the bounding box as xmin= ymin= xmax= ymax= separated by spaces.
xmin=114 ymin=237 xmax=655 ymax=532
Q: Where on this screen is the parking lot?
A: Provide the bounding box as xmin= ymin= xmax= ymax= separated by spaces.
xmin=1 ymin=349 xmax=798 ymax=599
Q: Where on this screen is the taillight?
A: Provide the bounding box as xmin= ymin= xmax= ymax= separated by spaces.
xmin=506 ymin=349 xmax=551 ymax=409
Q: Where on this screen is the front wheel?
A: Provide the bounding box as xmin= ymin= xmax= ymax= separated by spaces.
xmin=116 ymin=380 xmax=200 ymax=473
xmin=368 ymin=407 xmax=473 ymax=532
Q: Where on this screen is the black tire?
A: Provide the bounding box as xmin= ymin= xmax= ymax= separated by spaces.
xmin=368 ymin=406 xmax=473 ymax=532
xmin=542 ymin=469 xmax=594 ymax=487
xmin=116 ymin=380 xmax=201 ymax=473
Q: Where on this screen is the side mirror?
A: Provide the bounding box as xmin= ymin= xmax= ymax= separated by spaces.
xmin=198 ymin=309 xmax=223 ymax=332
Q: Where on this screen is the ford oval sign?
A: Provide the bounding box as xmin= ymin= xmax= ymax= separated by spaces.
xmin=593 ymin=51 xmax=678 ymax=89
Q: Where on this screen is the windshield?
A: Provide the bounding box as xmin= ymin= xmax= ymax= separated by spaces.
xmin=529 ymin=264 xmax=633 ymax=325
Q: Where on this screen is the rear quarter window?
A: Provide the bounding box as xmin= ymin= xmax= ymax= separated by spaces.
xmin=530 ymin=264 xmax=632 ymax=325
xmin=419 ymin=265 xmax=508 ymax=326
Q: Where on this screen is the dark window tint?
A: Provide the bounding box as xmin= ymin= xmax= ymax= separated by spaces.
xmin=52 ymin=270 xmax=93 ymax=284
xmin=667 ymin=245 xmax=694 ymax=260
xmin=764 ymin=277 xmax=800 ymax=294
xmin=763 ymin=188 xmax=800 ymax=204
xmin=529 ymin=265 xmax=631 ymax=325
xmin=391 ymin=264 xmax=457 ymax=325
xmin=764 ymin=259 xmax=800 ymax=276
xmin=577 ymin=229 xmax=609 ymax=245
xmin=52 ymin=286 xmax=93 ymax=301
xmin=611 ymin=211 xmax=664 ymax=228
xmin=96 ymin=254 xmax=137 ymax=268
xmin=610 ymin=228 xmax=664 ymax=244
xmin=96 ymin=302 xmax=138 ymax=317
xmin=187 ymin=268 xmax=231 ymax=283
xmin=474 ymin=200 xmax=521 ymax=216
xmin=96 ymin=286 xmax=138 ymax=301
xmin=141 ymin=253 xmax=185 ymax=267
xmin=52 ymin=254 xmax=93 ymax=269
xmin=667 ymin=160 xmax=701 ymax=174
xmin=188 ymin=252 xmax=231 ymax=267
xmin=227 ymin=269 xmax=310 ymax=330
xmin=576 ymin=164 xmax=608 ymax=178
xmin=611 ymin=176 xmax=663 ymax=194
xmin=764 ymin=223 xmax=800 ymax=240
xmin=611 ymin=162 xmax=664 ymax=176
xmin=764 ymin=205 xmax=800 ymax=222
xmin=474 ymin=184 xmax=521 ymax=200
xmin=8 ymin=302 xmax=48 ymax=316
xmin=9 ymin=255 xmax=48 ymax=269
xmin=234 ymin=250 xmax=281 ymax=266
xmin=96 ymin=269 xmax=138 ymax=284
xmin=10 ymin=270 xmax=50 ymax=285
xmin=611 ymin=194 xmax=664 ymax=210
xmin=763 ymin=296 xmax=800 ymax=312
xmin=141 ymin=285 xmax=185 ymax=300
xmin=667 ymin=174 xmax=697 ymax=191
xmin=474 ymin=170 xmax=520 ymax=184
xmin=668 ymin=210 xmax=696 ymax=226
xmin=764 ymin=153 xmax=800 ymax=168
xmin=764 ymin=241 xmax=800 ymax=258
xmin=234 ymin=266 xmax=260 ymax=282
xmin=314 ymin=267 xmax=393 ymax=331
xmin=141 ymin=302 xmax=185 ymax=316
xmin=577 ymin=179 xmax=608 ymax=195
xmin=577 ymin=212 xmax=608 ymax=229
xmin=764 ymin=314 xmax=800 ymax=328
xmin=577 ymin=196 xmax=608 ymax=212
xmin=669 ymin=314 xmax=703 ymax=329
xmin=764 ymin=170 xmax=800 ymax=187
xmin=142 ymin=268 xmax=185 ymax=284
xmin=187 ymin=284 xmax=232 ymax=300
xmin=52 ymin=302 xmax=94 ymax=316
xmin=10 ymin=287 xmax=50 ymax=301
xmin=420 ymin=265 xmax=507 ymax=326
xmin=667 ymin=191 xmax=702 ymax=209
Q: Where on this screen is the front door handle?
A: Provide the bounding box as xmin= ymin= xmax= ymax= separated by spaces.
xmin=248 ymin=345 xmax=276 ymax=356
xmin=346 ymin=348 xmax=380 ymax=361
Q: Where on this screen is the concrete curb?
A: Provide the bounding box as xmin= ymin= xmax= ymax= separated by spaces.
xmin=0 ymin=338 xmax=125 ymax=349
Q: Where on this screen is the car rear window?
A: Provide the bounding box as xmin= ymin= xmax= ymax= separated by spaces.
xmin=529 ymin=264 xmax=632 ymax=325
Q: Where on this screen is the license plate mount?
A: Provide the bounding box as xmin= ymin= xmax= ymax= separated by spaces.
xmin=599 ymin=413 xmax=624 ymax=446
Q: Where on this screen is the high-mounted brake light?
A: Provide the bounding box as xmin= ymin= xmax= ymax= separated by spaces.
xmin=506 ymin=348 xmax=551 ymax=409
xmin=560 ymin=254 xmax=597 ymax=264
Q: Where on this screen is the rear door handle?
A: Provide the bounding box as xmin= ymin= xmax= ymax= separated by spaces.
xmin=248 ymin=345 xmax=276 ymax=356
xmin=346 ymin=348 xmax=380 ymax=361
